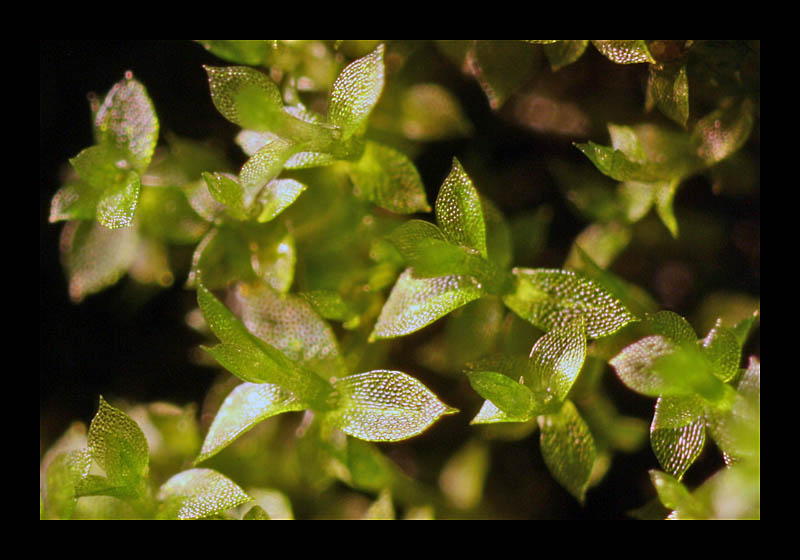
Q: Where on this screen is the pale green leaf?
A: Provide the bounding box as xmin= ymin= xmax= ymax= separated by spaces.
xmin=649 ymin=470 xmax=707 ymax=519
xmin=45 ymin=449 xmax=92 ymax=519
xmin=436 ymin=158 xmax=487 ymax=258
xmin=197 ymin=284 xmax=333 ymax=408
xmin=93 ymin=73 xmax=159 ymax=172
xmin=205 ymin=65 xmax=284 ymax=130
xmin=699 ymin=321 xmax=741 ymax=382
xmin=647 ymin=310 xmax=697 ymax=344
xmin=157 ymin=468 xmax=251 ymax=520
xmin=197 ymin=40 xmax=273 ymax=66
xmin=538 ymin=400 xmax=597 ymax=503
xmin=327 ymin=370 xmax=458 ymax=442
xmin=691 ymin=98 xmax=755 ymax=164
xmin=85 ymin=396 xmax=149 ymax=489
xmin=348 ymin=141 xmax=430 ymax=213
xmin=202 ymin=172 xmax=247 ymax=219
xmin=370 ymin=269 xmax=485 ymax=340
xmin=400 ymin=83 xmax=473 ymax=140
xmin=609 ymin=335 xmax=678 ymax=396
xmin=650 ymin=395 xmax=707 ymax=480
xmin=574 ymin=141 xmax=667 ymax=182
xmin=196 ymin=382 xmax=306 ymax=464
xmin=503 ymin=268 xmax=637 ymax=338
xmin=256 ymin=178 xmax=307 ymax=222
xmin=328 ymin=44 xmax=385 ymax=140
xmin=234 ymin=282 xmax=347 ymax=379
xmin=239 ymin=137 xmax=296 ymax=203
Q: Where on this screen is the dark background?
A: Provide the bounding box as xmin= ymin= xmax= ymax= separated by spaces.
xmin=40 ymin=40 xmax=759 ymax=519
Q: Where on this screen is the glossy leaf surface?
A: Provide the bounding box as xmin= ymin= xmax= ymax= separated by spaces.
xmin=157 ymin=468 xmax=251 ymax=520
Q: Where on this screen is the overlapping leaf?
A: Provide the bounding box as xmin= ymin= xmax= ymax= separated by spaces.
xmin=156 ymin=468 xmax=251 ymax=520
xmin=327 ymin=44 xmax=385 ymax=139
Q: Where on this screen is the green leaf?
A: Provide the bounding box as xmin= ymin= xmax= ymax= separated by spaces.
xmin=467 ymin=371 xmax=535 ymax=419
xmin=95 ymin=170 xmax=141 ymax=229
xmin=699 ymin=321 xmax=741 ymax=382
xmin=435 ymin=158 xmax=488 ymax=258
xmin=234 ymin=282 xmax=347 ymax=379
xmin=503 ymin=268 xmax=637 ymax=338
xmin=59 ymin=219 xmax=139 ymax=302
xmin=195 ymin=382 xmax=306 ymax=464
xmin=239 ymin=137 xmax=296 ymax=203
xmin=197 ymin=40 xmax=273 ymax=66
xmin=197 ymin=284 xmax=333 ymax=409
xmin=610 ymin=335 xmax=678 ymax=396
xmin=527 ymin=315 xmax=587 ymax=405
xmin=470 ymin=40 xmax=542 ymax=110
xmin=205 ymin=65 xmax=284 ymax=130
xmin=647 ymin=310 xmax=697 ymax=344
xmin=649 ymin=470 xmax=707 ymax=518
xmin=326 ymin=370 xmax=457 ymax=442
xmin=93 ymin=73 xmax=159 ymax=172
xmin=646 ymin=63 xmax=690 ymax=127
xmin=328 ymin=44 xmax=385 ymax=140
xmin=156 ymin=468 xmax=251 ymax=520
xmin=592 ymin=40 xmax=655 ymax=64
xmin=202 ymin=172 xmax=248 ymax=220
xmin=399 ymin=83 xmax=473 ymax=140
xmin=81 ymin=396 xmax=149 ymax=496
xmin=650 ymin=395 xmax=707 ymax=480
xmin=45 ymin=449 xmax=92 ymax=519
xmin=348 ymin=141 xmax=431 ymax=214
xmin=574 ymin=141 xmax=667 ymax=183
xmin=256 ymin=178 xmax=307 ymax=222
xmin=370 ymin=269 xmax=485 ymax=340
xmin=538 ymin=400 xmax=597 ymax=503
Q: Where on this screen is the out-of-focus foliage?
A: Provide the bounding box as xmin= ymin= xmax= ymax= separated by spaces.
xmin=42 ymin=40 xmax=759 ymax=519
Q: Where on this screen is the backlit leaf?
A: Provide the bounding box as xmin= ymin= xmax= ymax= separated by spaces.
xmin=647 ymin=63 xmax=690 ymax=127
xmin=538 ymin=400 xmax=597 ymax=503
xmin=256 ymin=178 xmax=307 ymax=222
xmin=326 ymin=370 xmax=457 ymax=442
xmin=205 ymin=65 xmax=283 ymax=130
xmin=84 ymin=396 xmax=149 ymax=491
xmin=691 ymin=98 xmax=755 ymax=164
xmin=650 ymin=395 xmax=706 ymax=480
xmin=202 ymin=172 xmax=247 ymax=220
xmin=528 ymin=315 xmax=587 ymax=405
xmin=467 ymin=371 xmax=534 ymax=419
xmin=239 ymin=137 xmax=296 ymax=203
xmin=699 ymin=321 xmax=741 ymax=382
xmin=503 ymin=268 xmax=637 ymax=338
xmin=370 ymin=269 xmax=485 ymax=340
xmin=328 ymin=44 xmax=385 ymax=140
xmin=436 ymin=158 xmax=487 ymax=258
xmin=195 ymin=382 xmax=306 ymax=464
xmin=157 ymin=468 xmax=251 ymax=520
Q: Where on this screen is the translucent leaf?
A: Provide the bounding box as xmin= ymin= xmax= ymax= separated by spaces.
xmin=157 ymin=468 xmax=251 ymax=520
xmin=45 ymin=449 xmax=92 ymax=519
xmin=651 ymin=395 xmax=706 ymax=480
xmin=649 ymin=470 xmax=705 ymax=518
xmin=85 ymin=396 xmax=149 ymax=489
xmin=234 ymin=282 xmax=347 ymax=379
xmin=204 ymin=65 xmax=283 ymax=130
xmin=699 ymin=321 xmax=741 ymax=382
xmin=438 ymin=439 xmax=490 ymax=510
xmin=436 ymin=158 xmax=487 ymax=258
xmin=197 ymin=285 xmax=333 ymax=408
xmin=93 ymin=73 xmax=159 ymax=172
xmin=348 ymin=141 xmax=430 ymax=214
xmin=49 ymin=180 xmax=101 ymax=224
xmin=256 ymin=178 xmax=307 ymax=222
xmin=609 ymin=335 xmax=678 ymax=396
xmin=646 ymin=63 xmax=689 ymax=127
xmin=706 ymin=356 xmax=760 ymax=464
xmin=467 ymin=371 xmax=535 ymax=419
xmin=299 ymin=290 xmax=359 ymax=325
xmin=239 ymin=137 xmax=295 ymax=203
xmin=202 ymin=172 xmax=247 ymax=220
xmin=95 ymin=170 xmax=141 ymax=229
xmin=592 ymin=40 xmax=655 ymax=64
xmin=363 ymin=488 xmax=395 ymax=519
xmin=503 ymin=268 xmax=637 ymax=338
xmin=647 ymin=310 xmax=697 ymax=344
xmin=327 ymin=370 xmax=457 ymax=442
xmin=59 ymin=219 xmax=139 ymax=302
xmin=528 ymin=315 xmax=587 ymax=405
xmin=197 ymin=40 xmax=273 ymax=66
xmin=370 ymin=269 xmax=485 ymax=340
xmin=196 ymin=382 xmax=306 ymax=464
xmin=250 ymin=227 xmax=296 ymax=293
xmin=538 ymin=400 xmax=597 ymax=503
xmin=328 ymin=44 xmax=385 ymax=140
xmin=470 ymin=40 xmax=541 ymax=110
xmin=243 ymin=505 xmax=271 ymax=520
xmin=574 ymin=141 xmax=667 ymax=183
